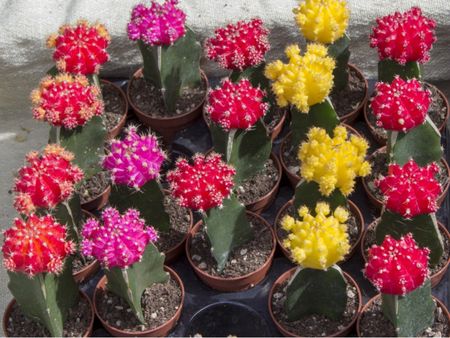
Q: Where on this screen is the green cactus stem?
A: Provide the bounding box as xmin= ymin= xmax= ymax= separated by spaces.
xmin=294 ymin=180 xmax=347 ymax=213
xmin=105 ymin=243 xmax=168 ymax=324
xmin=328 ymin=34 xmax=350 ymax=91
xmin=378 ymin=59 xmax=422 ymax=83
xmin=381 ymin=280 xmax=435 ymax=337
xmin=53 ymin=194 xmax=83 ymax=245
xmin=285 ymin=265 xmax=347 ymax=321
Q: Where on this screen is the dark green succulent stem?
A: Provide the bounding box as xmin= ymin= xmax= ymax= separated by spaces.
xmin=230 ymin=62 xmax=270 ymax=90
xmin=294 ymin=180 xmax=347 ymax=214
xmin=328 ymin=34 xmax=350 ymax=91
xmin=378 ymin=59 xmax=422 ymax=83
xmin=381 ymin=280 xmax=434 ymax=337
xmin=386 ymin=130 xmax=397 ymax=163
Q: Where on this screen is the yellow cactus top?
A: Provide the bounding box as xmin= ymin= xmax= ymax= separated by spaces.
xmin=299 ymin=125 xmax=371 ymax=196
xmin=293 ymin=0 xmax=349 ymax=44
xmin=264 ymin=44 xmax=335 ymax=113
xmin=282 ymin=202 xmax=350 ymax=269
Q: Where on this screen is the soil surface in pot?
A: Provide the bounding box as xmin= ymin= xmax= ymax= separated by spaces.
xmin=6 ymin=296 xmax=91 ymax=337
xmin=72 ymin=253 xmax=95 ymax=274
xmin=277 ymin=204 xmax=360 ymax=261
xmin=263 ymin=106 xmax=285 ymax=132
xmin=359 ymin=298 xmax=449 ymax=337
xmin=189 ymin=215 xmax=273 ymax=278
xmin=271 ymin=279 xmax=359 ymax=337
xmin=77 ymin=171 xmax=111 ymax=204
xmin=329 ymin=66 xmax=366 ymax=118
xmin=96 ymin=277 xmax=181 ymax=332
xmin=363 ymin=220 xmax=450 ymax=276
xmin=155 ymin=196 xmax=191 ymax=253
xmin=236 ymin=158 xmax=279 ymax=205
xmin=101 ymin=82 xmax=126 ymax=132
xmin=365 ymin=150 xmax=449 ymax=201
xmin=366 ymin=83 xmax=447 ymax=141
xmin=129 ymin=76 xmax=206 ymax=118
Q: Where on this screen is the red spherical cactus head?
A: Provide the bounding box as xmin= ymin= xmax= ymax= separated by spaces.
xmin=13 ymin=144 xmax=84 ymax=215
xmin=166 ymin=153 xmax=236 ymax=212
xmin=370 ymin=76 xmax=431 ymax=132
xmin=2 ymin=214 xmax=75 ymax=277
xmin=375 ymin=160 xmax=441 ymax=218
xmin=370 ymin=7 xmax=436 ymax=64
xmin=365 ymin=234 xmax=430 ymax=295
xmin=207 ymin=78 xmax=269 ymax=130
xmin=205 ymin=18 xmax=270 ymax=70
xmin=47 ymin=19 xmax=111 ymax=75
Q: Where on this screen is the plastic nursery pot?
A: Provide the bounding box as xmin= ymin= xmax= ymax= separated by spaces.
xmin=185 ymin=211 xmax=276 ymax=292
xmin=274 ymin=199 xmax=364 ymax=264
xmin=268 ymin=267 xmax=362 ymax=337
xmin=101 ymin=79 xmax=129 ymax=140
xmin=360 ymin=219 xmax=450 ymax=288
xmin=80 ymin=184 xmax=111 ymax=212
xmin=337 ymin=64 xmax=369 ymax=124
xmin=93 ymin=266 xmax=184 ymax=337
xmin=363 ymin=81 xmax=450 ymax=146
xmin=2 ymin=291 xmax=95 ymax=337
xmin=356 ymin=294 xmax=450 ymax=337
xmin=361 ymin=146 xmax=450 ymax=210
xmin=279 ymin=124 xmax=362 ymax=188
xmin=127 ymin=68 xmax=208 ymax=144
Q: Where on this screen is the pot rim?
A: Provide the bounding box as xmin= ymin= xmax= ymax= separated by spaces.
xmin=338 ymin=63 xmax=369 ymax=122
xmin=80 ymin=183 xmax=112 ymax=208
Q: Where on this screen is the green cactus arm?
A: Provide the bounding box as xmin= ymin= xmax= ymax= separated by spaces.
xmin=293 ymin=180 xmax=347 ymax=213
xmin=108 ymin=180 xmax=171 ymax=233
xmin=328 ymin=34 xmax=350 ymax=91
xmin=378 ymin=59 xmax=422 ymax=83
xmin=204 ymin=194 xmax=253 ymax=272
xmin=53 ymin=193 xmax=83 ymax=245
xmin=105 ymin=243 xmax=168 ymax=324
xmin=381 ymin=279 xmax=435 ymax=337
xmin=230 ymin=62 xmax=270 ymax=90
xmin=285 ymin=265 xmax=347 ymax=321
xmin=7 ymin=259 xmax=79 ymax=337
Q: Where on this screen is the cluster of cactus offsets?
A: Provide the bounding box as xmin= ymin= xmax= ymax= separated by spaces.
xmin=13 ymin=144 xmax=83 ymax=215
xmin=2 ymin=215 xmax=75 ymax=276
xmin=31 ymin=73 xmax=104 ymax=129
xmin=376 ymin=160 xmax=441 ymax=218
xmin=103 ymin=126 xmax=166 ymax=188
xmin=47 ymin=19 xmax=111 ymax=75
xmin=370 ymin=76 xmax=431 ymax=131
xmin=205 ymin=18 xmax=270 ymax=71
xmin=265 ymin=44 xmax=335 ymax=112
xmin=299 ymin=126 xmax=371 ymax=196
xmin=282 ymin=202 xmax=350 ymax=269
xmin=365 ymin=234 xmax=429 ymax=295
xmin=167 ymin=153 xmax=235 ymax=212
xmin=82 ymin=208 xmax=158 ymax=268
xmin=293 ymin=0 xmax=349 ymax=44
xmin=127 ymin=0 xmax=186 ymax=46
xmin=207 ymin=79 xmax=268 ymax=130
xmin=370 ymin=7 xmax=436 ymax=65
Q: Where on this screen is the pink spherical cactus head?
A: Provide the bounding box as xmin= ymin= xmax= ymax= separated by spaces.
xmin=166 ymin=153 xmax=236 ymax=212
xmin=2 ymin=214 xmax=75 ymax=276
xmin=370 ymin=76 xmax=431 ymax=132
xmin=365 ymin=234 xmax=430 ymax=295
xmin=370 ymin=7 xmax=436 ymax=64
xmin=102 ymin=126 xmax=166 ymax=189
xmin=205 ymin=18 xmax=270 ymax=70
xmin=206 ymin=78 xmax=269 ymax=130
xmin=127 ymin=0 xmax=187 ymax=46
xmin=375 ymin=160 xmax=442 ymax=218
xmin=81 ymin=207 xmax=158 ymax=269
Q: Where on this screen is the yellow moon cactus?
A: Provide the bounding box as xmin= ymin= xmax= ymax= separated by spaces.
xmin=294 ymin=0 xmax=349 ymax=44
xmin=282 ymin=202 xmax=350 ymax=269
xmin=265 ymin=44 xmax=335 ymax=113
xmin=299 ymin=125 xmax=371 ymax=196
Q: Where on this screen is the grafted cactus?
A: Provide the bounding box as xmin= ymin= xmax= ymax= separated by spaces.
xmin=365 ymin=234 xmax=435 ymax=337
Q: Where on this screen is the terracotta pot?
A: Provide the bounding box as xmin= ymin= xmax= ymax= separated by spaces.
xmin=80 ymin=184 xmax=111 ymax=211
xmin=279 ymin=124 xmax=362 ymax=188
xmin=274 ymin=199 xmax=364 ymax=264
xmin=363 ymin=81 xmax=450 ymax=146
xmin=356 ymin=294 xmax=450 ymax=337
xmin=127 ymin=68 xmax=208 ymax=144
xmin=360 ymin=219 xmax=450 ymax=288
xmin=2 ymin=291 xmax=94 ymax=337
xmin=93 ymin=266 xmax=184 ymax=337
xmin=268 ymin=267 xmax=362 ymax=337
xmin=338 ymin=64 xmax=369 ymax=124
xmin=185 ymin=211 xmax=276 ymax=292
xmin=362 ymin=146 xmax=450 ymax=210
xmin=102 ymin=79 xmax=129 ymax=140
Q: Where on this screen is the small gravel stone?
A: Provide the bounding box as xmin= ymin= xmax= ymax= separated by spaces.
xmin=198 ymin=262 xmax=207 ymax=270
